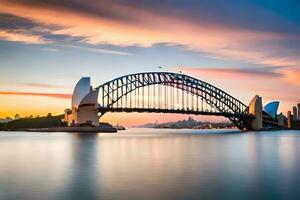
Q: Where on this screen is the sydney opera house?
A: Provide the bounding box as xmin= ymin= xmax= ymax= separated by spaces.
xmin=64 ymin=77 xmax=100 ymax=127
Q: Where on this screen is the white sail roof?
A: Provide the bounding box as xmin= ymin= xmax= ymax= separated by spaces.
xmin=71 ymin=77 xmax=91 ymax=108
xmin=79 ymin=89 xmax=99 ymax=107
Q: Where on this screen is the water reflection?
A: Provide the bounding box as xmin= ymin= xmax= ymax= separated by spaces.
xmin=62 ymin=133 xmax=99 ymax=200
xmin=0 ymin=133 xmax=72 ymax=200
xmin=0 ymin=130 xmax=300 ymax=200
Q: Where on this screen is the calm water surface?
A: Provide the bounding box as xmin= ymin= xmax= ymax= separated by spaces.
xmin=1 ymin=128 xmax=300 ymax=200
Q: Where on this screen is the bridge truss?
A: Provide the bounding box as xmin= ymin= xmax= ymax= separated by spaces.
xmin=94 ymin=72 xmax=252 ymax=130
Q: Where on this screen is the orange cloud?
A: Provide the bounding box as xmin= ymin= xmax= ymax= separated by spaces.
xmin=176 ymin=67 xmax=300 ymax=88
xmin=22 ymin=83 xmax=72 ymax=89
xmin=1 ymin=0 xmax=299 ymax=70
xmin=281 ymin=68 xmax=300 ymax=86
xmin=0 ymin=29 xmax=47 ymax=44
xmin=0 ymin=91 xmax=71 ymax=99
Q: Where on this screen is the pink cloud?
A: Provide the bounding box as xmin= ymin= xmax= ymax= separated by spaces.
xmin=1 ymin=0 xmax=299 ymax=70
xmin=175 ymin=67 xmax=300 ymax=88
xmin=0 ymin=29 xmax=47 ymax=44
xmin=0 ymin=91 xmax=71 ymax=99
xmin=280 ymin=68 xmax=300 ymax=86
xmin=176 ymin=67 xmax=283 ymax=79
xmin=22 ymin=83 xmax=72 ymax=89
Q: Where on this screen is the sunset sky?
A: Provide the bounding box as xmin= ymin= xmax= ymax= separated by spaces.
xmin=0 ymin=0 xmax=299 ymax=125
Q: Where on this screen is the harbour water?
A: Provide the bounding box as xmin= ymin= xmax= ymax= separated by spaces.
xmin=1 ymin=129 xmax=300 ymax=200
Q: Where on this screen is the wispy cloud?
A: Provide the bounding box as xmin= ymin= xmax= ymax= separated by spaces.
xmin=0 ymin=0 xmax=299 ymax=71
xmin=41 ymin=47 xmax=59 ymax=52
xmin=84 ymin=47 xmax=132 ymax=56
xmin=22 ymin=82 xmax=72 ymax=89
xmin=0 ymin=29 xmax=47 ymax=44
xmin=58 ymin=44 xmax=132 ymax=56
xmin=0 ymin=81 xmax=72 ymax=89
xmin=0 ymin=91 xmax=71 ymax=99
xmin=176 ymin=67 xmax=283 ymax=79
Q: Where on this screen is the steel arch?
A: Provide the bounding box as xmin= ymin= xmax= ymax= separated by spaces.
xmin=94 ymin=72 xmax=251 ymax=130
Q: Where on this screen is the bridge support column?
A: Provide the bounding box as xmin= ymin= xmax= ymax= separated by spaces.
xmin=247 ymin=95 xmax=263 ymax=131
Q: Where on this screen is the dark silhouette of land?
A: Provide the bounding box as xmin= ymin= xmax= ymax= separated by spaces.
xmin=0 ymin=114 xmax=65 ymax=131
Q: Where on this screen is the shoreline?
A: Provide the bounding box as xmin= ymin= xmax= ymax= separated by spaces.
xmin=2 ymin=126 xmax=118 ymax=133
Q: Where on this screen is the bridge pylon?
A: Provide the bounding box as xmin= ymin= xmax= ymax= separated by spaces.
xmin=246 ymin=95 xmax=263 ymax=131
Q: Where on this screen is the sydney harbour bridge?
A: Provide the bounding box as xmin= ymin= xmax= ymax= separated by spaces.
xmin=65 ymin=72 xmax=287 ymax=131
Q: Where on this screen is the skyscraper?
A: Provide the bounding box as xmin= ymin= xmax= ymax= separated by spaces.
xmin=287 ymin=111 xmax=292 ymax=128
xmin=293 ymin=106 xmax=297 ymax=121
xmin=297 ymin=103 xmax=300 ymax=121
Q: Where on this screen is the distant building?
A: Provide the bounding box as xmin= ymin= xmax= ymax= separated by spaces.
xmin=298 ymin=103 xmax=300 ymax=121
xmin=293 ymin=106 xmax=297 ymax=121
xmin=276 ymin=113 xmax=286 ymax=127
xmin=287 ymin=111 xmax=292 ymax=128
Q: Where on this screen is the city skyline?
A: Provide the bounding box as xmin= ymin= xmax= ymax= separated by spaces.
xmin=1 ymin=0 xmax=300 ymax=126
